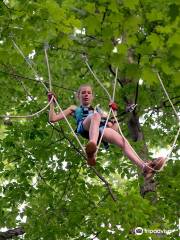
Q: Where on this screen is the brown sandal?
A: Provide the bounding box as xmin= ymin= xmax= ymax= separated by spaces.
xmin=143 ymin=157 xmax=166 ymax=180
xmin=152 ymin=157 xmax=166 ymax=170
xmin=85 ymin=142 xmax=97 ymax=166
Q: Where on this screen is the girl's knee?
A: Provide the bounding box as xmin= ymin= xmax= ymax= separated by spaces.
xmin=91 ymin=112 xmax=101 ymax=122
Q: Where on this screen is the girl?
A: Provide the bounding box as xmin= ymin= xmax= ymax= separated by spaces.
xmin=48 ymin=84 xmax=165 ymax=179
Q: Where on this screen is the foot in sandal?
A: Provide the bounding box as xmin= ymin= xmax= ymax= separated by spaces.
xmin=85 ymin=141 xmax=97 ymax=166
xmin=143 ymin=157 xmax=166 ymax=180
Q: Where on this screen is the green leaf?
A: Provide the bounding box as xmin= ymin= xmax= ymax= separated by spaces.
xmin=125 ymin=64 xmax=141 ymax=79
xmin=117 ymin=43 xmax=128 ymax=55
xmin=108 ymin=0 xmax=119 ymax=13
xmin=167 ymin=32 xmax=180 ymax=47
xmin=146 ymin=9 xmax=164 ymax=21
xmin=161 ymin=61 xmax=173 ymax=75
xmin=172 ymin=71 xmax=180 ymax=85
xmin=84 ymin=15 xmax=101 ymax=34
xmin=170 ymin=45 xmax=180 ymax=59
xmin=148 ymin=33 xmax=162 ymax=51
xmin=85 ymin=2 xmax=96 ymax=14
xmin=142 ymin=67 xmax=158 ymax=84
xmin=123 ymin=0 xmax=139 ymax=10
xmin=44 ymin=0 xmax=65 ymax=22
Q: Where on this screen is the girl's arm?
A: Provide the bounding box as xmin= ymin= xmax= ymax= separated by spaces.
xmin=49 ymin=103 xmax=77 ymax=123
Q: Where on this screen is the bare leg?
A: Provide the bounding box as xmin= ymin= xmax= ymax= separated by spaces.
xmin=102 ymin=127 xmax=145 ymax=170
xmin=83 ymin=113 xmax=101 ymax=144
xmin=83 ymin=114 xmax=144 ymax=169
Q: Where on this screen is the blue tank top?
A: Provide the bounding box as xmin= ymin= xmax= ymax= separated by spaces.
xmin=74 ymin=106 xmax=94 ymax=124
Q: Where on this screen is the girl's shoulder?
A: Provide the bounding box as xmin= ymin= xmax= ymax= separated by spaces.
xmin=68 ymin=105 xmax=78 ymax=114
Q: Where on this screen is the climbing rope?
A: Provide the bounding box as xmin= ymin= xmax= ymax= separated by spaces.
xmin=52 ymin=97 xmax=86 ymax=154
xmin=157 ymin=72 xmax=179 ymax=121
xmin=156 ymin=72 xmax=180 ymax=162
xmin=83 ymin=55 xmax=112 ymax=101
xmin=11 ymin=37 xmax=48 ymax=92
xmin=44 ymin=47 xmax=86 ymax=155
xmin=166 ymin=127 xmax=180 ymax=160
xmin=0 ymin=39 xmax=51 ymax=120
xmin=2 ymin=39 xmax=85 ymax=154
xmin=96 ymin=108 xmax=112 ymax=153
xmin=0 ymin=98 xmax=53 ymax=119
xmin=44 ymin=43 xmax=52 ymax=92
xmin=96 ymin=67 xmax=118 ymax=153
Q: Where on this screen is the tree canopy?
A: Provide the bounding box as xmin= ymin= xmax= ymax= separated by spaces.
xmin=0 ymin=0 xmax=179 ymax=239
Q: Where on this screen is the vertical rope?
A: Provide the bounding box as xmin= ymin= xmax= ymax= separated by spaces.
xmin=156 ymin=72 xmax=180 ymax=161
xmin=157 ymin=72 xmax=179 ymax=121
xmin=95 ymin=67 xmax=118 ymax=154
xmin=84 ymin=60 xmax=111 ymax=100
xmin=96 ymin=108 xmax=112 ymax=153
xmin=43 ymin=45 xmax=85 ymax=154
xmin=44 ymin=43 xmax=52 ymax=92
xmin=166 ymin=126 xmax=180 ymax=160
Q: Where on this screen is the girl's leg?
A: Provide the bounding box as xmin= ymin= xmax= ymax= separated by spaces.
xmin=83 ymin=113 xmax=101 ymax=144
xmin=83 ymin=113 xmax=102 ymax=166
xmin=102 ymin=127 xmax=145 ymax=170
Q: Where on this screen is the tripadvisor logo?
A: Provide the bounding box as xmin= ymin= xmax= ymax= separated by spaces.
xmin=134 ymin=227 xmax=143 ymax=235
xmin=134 ymin=227 xmax=178 ymax=236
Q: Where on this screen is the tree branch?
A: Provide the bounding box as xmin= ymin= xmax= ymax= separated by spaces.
xmin=134 ymin=81 xmax=139 ymax=105
xmin=0 ymin=227 xmax=25 ymax=240
xmin=108 ymin=64 xmax=124 ymax=88
xmin=91 ymin=167 xmax=117 ymax=201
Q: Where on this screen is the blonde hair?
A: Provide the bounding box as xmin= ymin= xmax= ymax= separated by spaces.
xmin=76 ymin=84 xmax=93 ymax=98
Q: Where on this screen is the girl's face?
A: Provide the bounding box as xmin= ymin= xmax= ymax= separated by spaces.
xmin=78 ymin=86 xmax=93 ymax=106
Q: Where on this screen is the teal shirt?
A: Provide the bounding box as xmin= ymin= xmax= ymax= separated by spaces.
xmin=74 ymin=106 xmax=94 ymax=124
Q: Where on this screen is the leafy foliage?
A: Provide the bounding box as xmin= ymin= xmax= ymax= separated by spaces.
xmin=0 ymin=0 xmax=179 ymax=239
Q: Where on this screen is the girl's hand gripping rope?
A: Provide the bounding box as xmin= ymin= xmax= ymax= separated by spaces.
xmin=109 ymin=101 xmax=118 ymax=111
xmin=48 ymin=92 xmax=57 ymax=104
